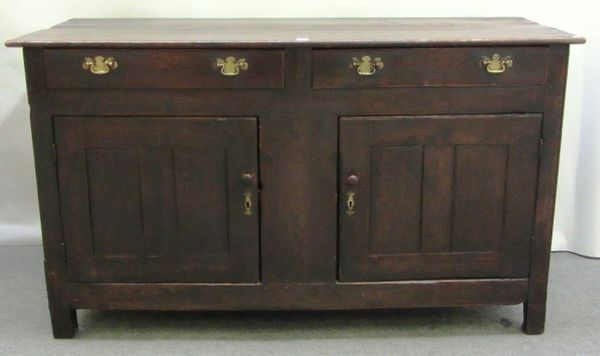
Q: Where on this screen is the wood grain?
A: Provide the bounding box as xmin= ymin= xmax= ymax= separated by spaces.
xmin=54 ymin=116 xmax=260 ymax=283
xmin=313 ymin=47 xmax=548 ymax=88
xmin=45 ymin=49 xmax=285 ymax=89
xmin=369 ymin=146 xmax=423 ymax=254
xmin=421 ymin=146 xmax=454 ymax=252
xmin=524 ymin=45 xmax=571 ymax=335
xmin=64 ymin=279 xmax=529 ymax=310
xmin=339 ymin=115 xmax=540 ymax=281
xmin=10 ymin=19 xmax=580 ymax=337
xmin=6 ymin=18 xmax=584 ymax=47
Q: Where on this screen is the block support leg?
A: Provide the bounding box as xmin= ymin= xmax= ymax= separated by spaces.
xmin=523 ymin=302 xmax=545 ymax=335
xmin=49 ymin=302 xmax=77 ymax=339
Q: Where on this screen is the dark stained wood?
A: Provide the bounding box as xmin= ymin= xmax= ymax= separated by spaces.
xmin=85 ymin=148 xmax=145 ymax=256
xmin=421 ymin=146 xmax=454 ymax=252
xmin=452 ymin=145 xmax=508 ymax=252
xmin=341 ymin=115 xmax=542 ymax=145
xmin=5 ymin=18 xmax=584 ymax=48
xmin=45 ymin=86 xmax=546 ymax=117
xmin=500 ymin=132 xmax=541 ymax=277
xmin=9 ymin=19 xmax=581 ymax=338
xmin=139 ymin=148 xmax=177 ymax=257
xmin=48 ymin=300 xmax=77 ymax=339
xmin=54 ymin=116 xmax=260 ymax=283
xmin=313 ymin=47 xmax=548 ymax=88
xmin=259 ymin=48 xmax=338 ymax=282
xmin=64 ymin=279 xmax=529 ymax=310
xmin=339 ymin=115 xmax=541 ymax=281
xmin=369 ymin=146 xmax=423 ymax=254
xmin=524 ymin=45 xmax=571 ymax=335
xmin=172 ymin=148 xmax=229 ymax=255
xmin=23 ymin=47 xmax=77 ymax=338
xmin=524 ymin=302 xmax=546 ymax=335
xmin=367 ymin=252 xmax=502 ymax=278
xmin=45 ymin=49 xmax=285 ymax=89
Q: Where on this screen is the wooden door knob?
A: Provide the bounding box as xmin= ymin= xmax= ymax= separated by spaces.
xmin=241 ymin=173 xmax=254 ymax=186
xmin=347 ymin=174 xmax=359 ymax=186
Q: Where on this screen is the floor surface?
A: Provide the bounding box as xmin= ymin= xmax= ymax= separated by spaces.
xmin=0 ymin=246 xmax=598 ymax=355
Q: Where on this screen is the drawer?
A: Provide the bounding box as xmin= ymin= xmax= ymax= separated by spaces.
xmin=45 ymin=49 xmax=284 ymax=89
xmin=312 ymin=47 xmax=548 ymax=88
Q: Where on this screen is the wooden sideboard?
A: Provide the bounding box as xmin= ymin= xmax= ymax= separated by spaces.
xmin=6 ymin=18 xmax=584 ymax=338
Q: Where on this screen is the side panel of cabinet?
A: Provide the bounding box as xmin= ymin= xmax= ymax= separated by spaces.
xmin=54 ymin=116 xmax=259 ymax=283
xmin=339 ymin=114 xmax=541 ymax=281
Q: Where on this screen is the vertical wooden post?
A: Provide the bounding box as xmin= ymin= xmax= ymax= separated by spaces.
xmin=524 ymin=45 xmax=570 ymax=334
xmin=24 ymin=48 xmax=78 ymax=338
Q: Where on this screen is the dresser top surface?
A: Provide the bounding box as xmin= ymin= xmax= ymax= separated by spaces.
xmin=6 ymin=17 xmax=584 ymax=48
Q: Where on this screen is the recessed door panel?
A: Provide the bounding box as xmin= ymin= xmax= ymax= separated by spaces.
xmin=369 ymin=146 xmax=423 ymax=255
xmin=86 ymin=148 xmax=145 ymax=258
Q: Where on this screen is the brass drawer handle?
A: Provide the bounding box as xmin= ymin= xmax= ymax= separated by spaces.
xmin=215 ymin=56 xmax=248 ymax=76
xmin=351 ymin=56 xmax=384 ymax=76
xmin=82 ymin=56 xmax=118 ymax=75
xmin=480 ymin=54 xmax=513 ymax=74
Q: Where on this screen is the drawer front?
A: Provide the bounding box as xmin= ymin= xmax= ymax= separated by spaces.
xmin=45 ymin=49 xmax=284 ymax=89
xmin=313 ymin=47 xmax=548 ymax=88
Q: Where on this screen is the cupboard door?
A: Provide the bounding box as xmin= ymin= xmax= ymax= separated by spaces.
xmin=55 ymin=116 xmax=259 ymax=283
xmin=339 ymin=114 xmax=541 ymax=281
